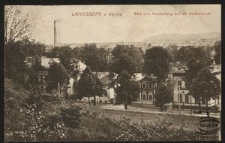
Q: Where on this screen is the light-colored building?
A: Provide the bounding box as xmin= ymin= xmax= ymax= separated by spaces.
xmin=136 ymin=75 xmax=156 ymax=104
xmin=172 ymin=68 xmax=195 ymax=107
xmin=25 ymin=56 xmax=85 ymax=96
xmin=172 ymin=64 xmax=221 ymax=109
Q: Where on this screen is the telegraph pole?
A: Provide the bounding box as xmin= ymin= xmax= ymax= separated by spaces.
xmin=179 ymin=85 xmax=181 ymax=115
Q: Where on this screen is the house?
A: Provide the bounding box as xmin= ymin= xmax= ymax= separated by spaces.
xmin=25 ymin=56 xmax=86 ymax=96
xmin=125 ymin=73 xmax=156 ymax=104
xmin=172 ymin=67 xmax=194 ymax=108
xmin=172 ymin=64 xmax=221 ymax=109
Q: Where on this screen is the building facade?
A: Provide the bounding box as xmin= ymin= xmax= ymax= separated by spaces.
xmin=172 ymin=65 xmax=221 ymax=109
xmin=137 ymin=76 xmax=156 ymax=104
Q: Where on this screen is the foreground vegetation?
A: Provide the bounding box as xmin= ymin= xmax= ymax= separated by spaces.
xmin=4 ymin=78 xmax=219 ymax=142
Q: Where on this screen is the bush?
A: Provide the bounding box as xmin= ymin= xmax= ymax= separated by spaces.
xmin=114 ymin=117 xmax=219 ymax=141
xmin=64 ymin=116 xmax=121 ymax=142
xmin=59 ymin=104 xmax=81 ymax=128
xmin=38 ymin=114 xmax=65 ymax=142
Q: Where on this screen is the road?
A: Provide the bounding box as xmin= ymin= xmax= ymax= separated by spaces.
xmin=100 ymin=104 xmax=220 ymax=118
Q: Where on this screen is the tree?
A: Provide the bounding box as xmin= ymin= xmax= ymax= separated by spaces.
xmin=154 ymin=83 xmax=172 ymax=111
xmin=128 ymin=45 xmax=144 ymax=73
xmin=76 ymin=67 xmax=95 ymax=106
xmin=175 ymin=46 xmax=212 ymax=66
xmin=45 ymin=62 xmax=70 ymax=98
xmin=185 ymin=58 xmax=205 ymax=89
xmin=58 ymin=46 xmax=74 ymax=74
xmin=81 ymin=43 xmax=99 ymax=71
xmin=5 ymin=6 xmax=31 ymax=44
xmin=26 ymin=60 xmax=46 ymax=94
xmin=72 ymin=47 xmax=82 ymax=60
xmin=110 ymin=53 xmax=137 ymax=75
xmin=5 ymin=40 xmax=28 ymax=80
xmin=111 ymin=45 xmax=143 ymax=73
xmin=189 ymin=68 xmax=220 ymax=113
xmin=143 ymin=46 xmax=171 ymax=83
xmin=76 ymin=67 xmax=105 ymax=106
xmin=115 ymin=70 xmax=140 ymax=110
xmin=93 ymin=74 xmax=106 ymax=105
xmin=213 ymin=41 xmax=221 ymax=64
xmin=97 ymin=47 xmax=110 ymax=72
xmin=109 ymin=45 xmax=142 ymax=106
xmin=175 ymin=46 xmax=195 ymax=64
xmin=110 ymin=44 xmax=143 ymax=75
xmin=4 ymin=37 xmax=45 ymax=80
xmin=166 ymin=44 xmax=178 ymax=63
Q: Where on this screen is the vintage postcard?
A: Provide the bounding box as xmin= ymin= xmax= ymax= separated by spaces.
xmin=4 ymin=5 xmax=221 ymax=141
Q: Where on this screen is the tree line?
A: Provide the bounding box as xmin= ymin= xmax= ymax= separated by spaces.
xmin=4 ymin=40 xmax=221 ymax=110
xmin=4 ymin=6 xmax=221 ymax=111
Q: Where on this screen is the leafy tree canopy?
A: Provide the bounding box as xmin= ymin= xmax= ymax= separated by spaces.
xmin=143 ymin=46 xmax=171 ymax=82
xmin=189 ymin=68 xmax=220 ymax=102
xmin=154 ymin=82 xmax=172 ymax=111
xmin=45 ymin=62 xmax=70 ymax=94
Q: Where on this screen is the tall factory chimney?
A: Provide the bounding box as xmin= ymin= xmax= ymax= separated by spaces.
xmin=54 ymin=20 xmax=57 ymax=49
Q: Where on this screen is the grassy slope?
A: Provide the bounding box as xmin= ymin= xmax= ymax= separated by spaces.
xmin=4 ymin=79 xmax=219 ymax=141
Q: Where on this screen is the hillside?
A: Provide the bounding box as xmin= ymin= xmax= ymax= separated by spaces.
xmin=144 ymin=32 xmax=220 ymax=43
xmin=4 ymin=78 xmax=30 ymax=106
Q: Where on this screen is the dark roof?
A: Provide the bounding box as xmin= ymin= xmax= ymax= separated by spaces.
xmin=138 ymin=76 xmax=156 ymax=82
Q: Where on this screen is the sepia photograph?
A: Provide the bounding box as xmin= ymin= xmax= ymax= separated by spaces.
xmin=4 ymin=4 xmax=221 ymax=141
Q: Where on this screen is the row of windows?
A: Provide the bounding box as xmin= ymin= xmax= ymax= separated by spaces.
xmin=39 ymin=76 xmax=46 ymax=82
xmin=141 ymin=82 xmax=153 ymax=89
xmin=141 ymin=95 xmax=153 ymax=101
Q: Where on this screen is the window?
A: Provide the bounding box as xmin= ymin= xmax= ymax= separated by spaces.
xmin=142 ymin=83 xmax=146 ymax=88
xmin=42 ymin=76 xmax=46 ymax=82
xmin=185 ymin=95 xmax=189 ymax=103
xmin=149 ymin=83 xmax=152 ymax=89
xmin=147 ymin=82 xmax=151 ymax=89
xmin=178 ymin=94 xmax=183 ymax=102
xmin=143 ymin=95 xmax=146 ymax=100
xmin=149 ymin=95 xmax=152 ymax=101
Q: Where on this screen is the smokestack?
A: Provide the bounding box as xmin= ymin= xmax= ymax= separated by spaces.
xmin=54 ymin=20 xmax=57 ymax=49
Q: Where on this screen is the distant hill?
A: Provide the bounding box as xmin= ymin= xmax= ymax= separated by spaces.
xmin=45 ymin=32 xmax=220 ymax=50
xmin=143 ymin=32 xmax=220 ymax=43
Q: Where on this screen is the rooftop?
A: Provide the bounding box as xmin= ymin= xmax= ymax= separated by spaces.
xmin=41 ymin=57 xmax=60 ymax=69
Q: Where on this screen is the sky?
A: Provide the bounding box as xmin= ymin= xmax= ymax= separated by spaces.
xmin=7 ymin=5 xmax=221 ymax=45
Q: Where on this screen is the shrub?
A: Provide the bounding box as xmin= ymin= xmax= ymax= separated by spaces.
xmin=114 ymin=117 xmax=219 ymax=141
xmin=59 ymin=104 xmax=81 ymax=128
xmin=38 ymin=114 xmax=65 ymax=142
xmin=64 ymin=116 xmax=121 ymax=142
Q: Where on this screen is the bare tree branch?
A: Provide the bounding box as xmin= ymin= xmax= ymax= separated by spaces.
xmin=5 ymin=6 xmax=31 ymax=44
